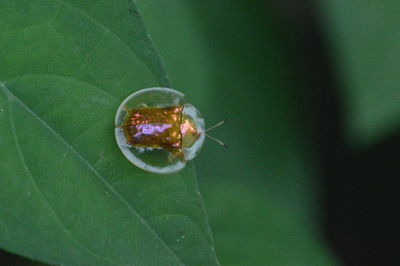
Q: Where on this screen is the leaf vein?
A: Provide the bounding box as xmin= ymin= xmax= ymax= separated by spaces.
xmin=4 ymin=85 xmax=119 ymax=265
xmin=0 ymin=82 xmax=183 ymax=264
xmin=5 ymin=74 xmax=120 ymax=103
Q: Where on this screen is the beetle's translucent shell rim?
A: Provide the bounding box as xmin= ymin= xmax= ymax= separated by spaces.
xmin=181 ymin=103 xmax=205 ymax=160
xmin=115 ymin=87 xmax=205 ymax=174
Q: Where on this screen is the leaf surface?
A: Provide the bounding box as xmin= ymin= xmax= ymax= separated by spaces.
xmin=0 ymin=0 xmax=217 ymax=265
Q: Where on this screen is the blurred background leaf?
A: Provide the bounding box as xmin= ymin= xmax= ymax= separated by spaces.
xmin=320 ymin=0 xmax=400 ymax=147
xmin=316 ymin=1 xmax=400 ymax=265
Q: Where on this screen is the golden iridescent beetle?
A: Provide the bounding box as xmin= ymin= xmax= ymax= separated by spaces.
xmin=115 ymin=87 xmax=226 ymax=174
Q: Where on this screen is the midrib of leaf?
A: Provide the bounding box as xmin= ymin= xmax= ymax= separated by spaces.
xmin=0 ymin=82 xmax=183 ymax=265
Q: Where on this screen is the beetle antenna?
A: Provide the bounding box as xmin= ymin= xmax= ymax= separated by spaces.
xmin=206 ymin=118 xmax=228 ymax=132
xmin=205 ymin=133 xmax=228 ymax=149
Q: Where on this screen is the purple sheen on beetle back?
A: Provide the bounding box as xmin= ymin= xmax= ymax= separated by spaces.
xmin=132 ymin=123 xmax=172 ymax=137
xmin=120 ymin=105 xmax=184 ymax=159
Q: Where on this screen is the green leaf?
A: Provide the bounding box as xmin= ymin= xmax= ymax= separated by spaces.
xmin=0 ymin=0 xmax=217 ymax=265
xmin=135 ymin=0 xmax=338 ymax=265
xmin=320 ymin=0 xmax=400 ymax=146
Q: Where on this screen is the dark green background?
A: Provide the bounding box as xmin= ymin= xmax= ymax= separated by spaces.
xmin=136 ymin=0 xmax=336 ymax=265
xmin=136 ymin=0 xmax=400 ymax=265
